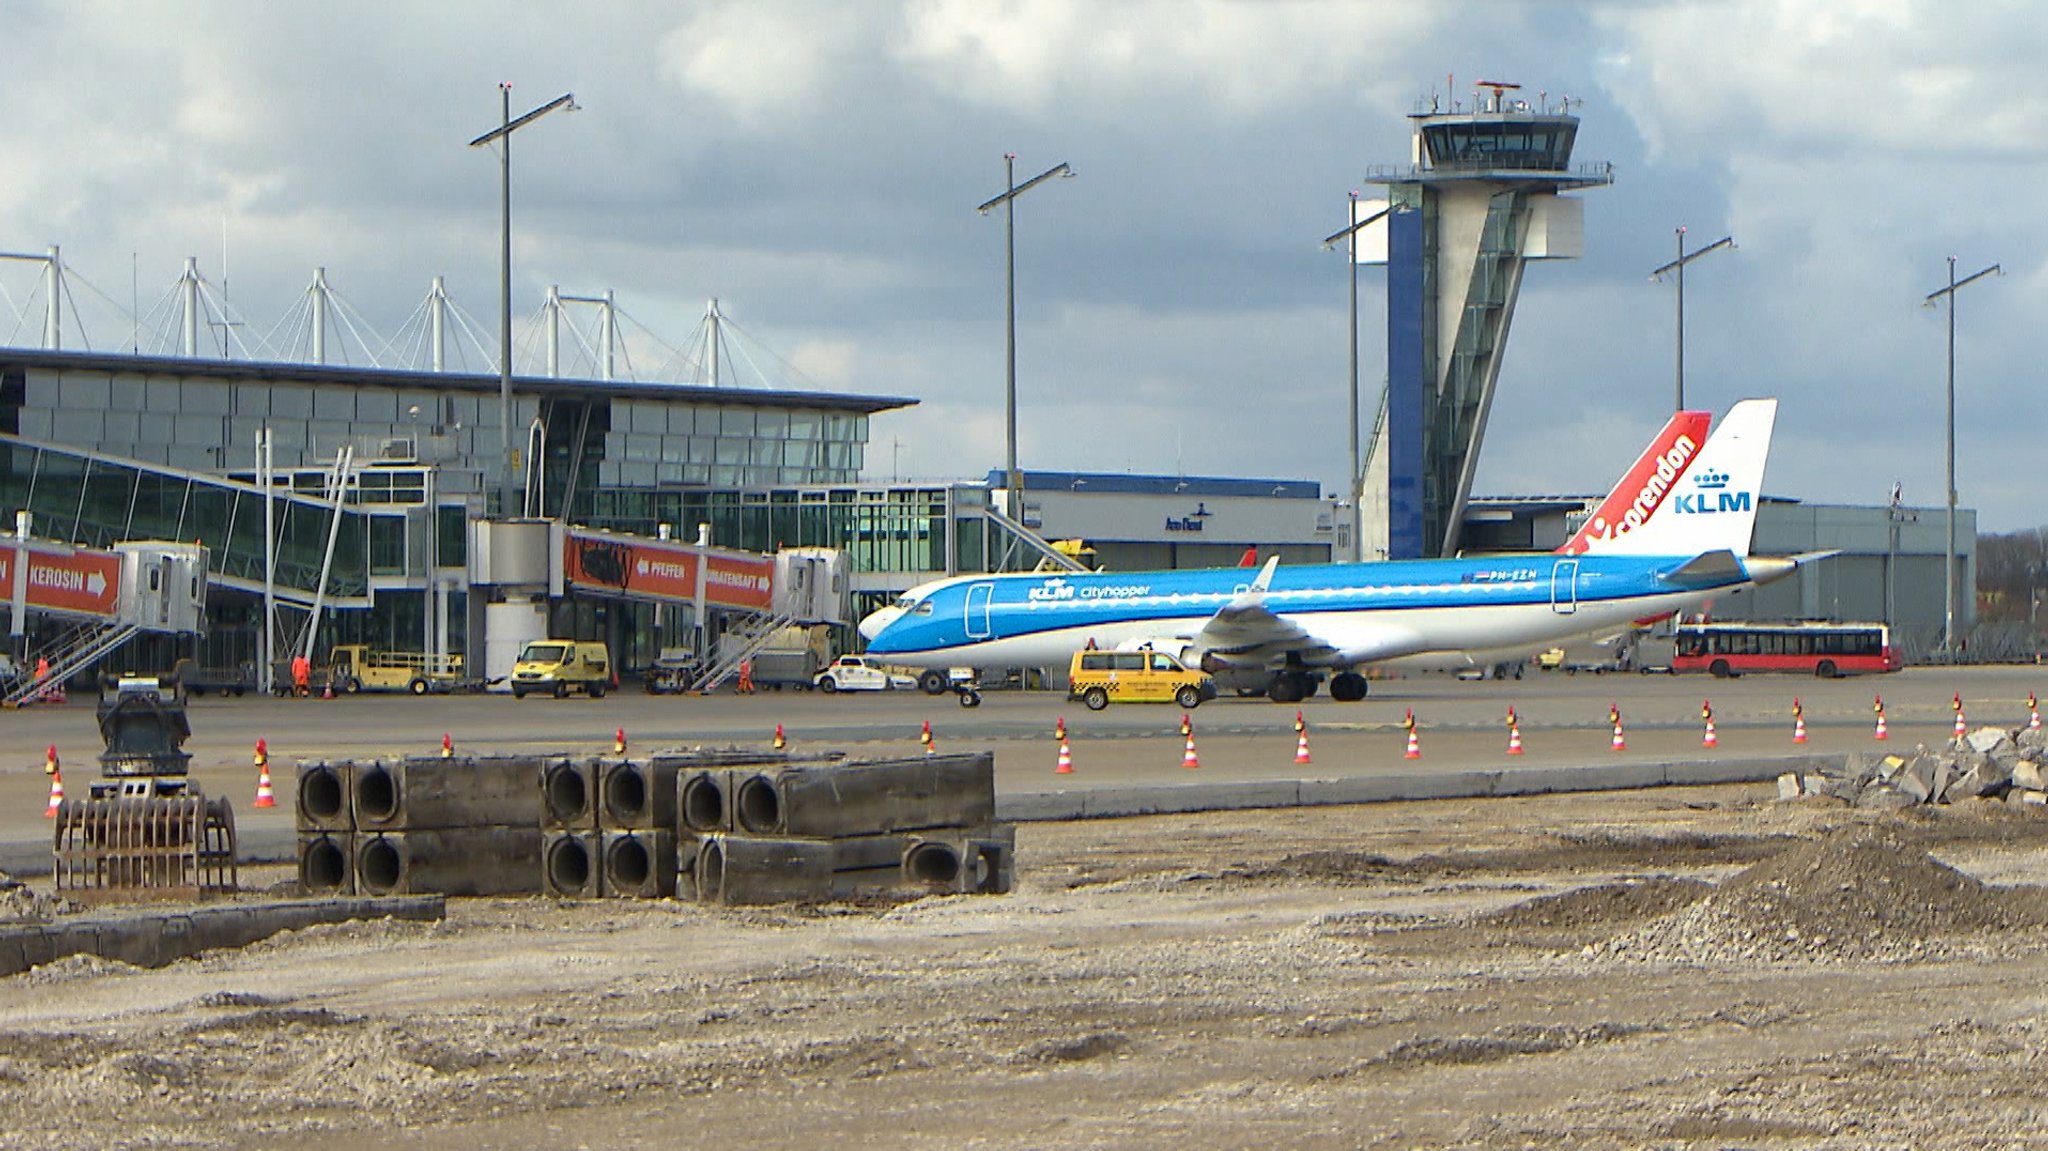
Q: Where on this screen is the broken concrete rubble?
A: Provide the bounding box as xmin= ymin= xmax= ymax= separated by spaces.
xmin=1781 ymin=722 xmax=2048 ymax=809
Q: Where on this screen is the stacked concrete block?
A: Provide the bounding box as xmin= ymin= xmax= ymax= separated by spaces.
xmin=598 ymin=757 xmax=680 ymax=898
xmin=295 ymin=755 xmax=543 ymax=897
xmin=692 ymin=752 xmax=1014 ymax=906
xmin=296 ymin=760 xmax=359 ymax=895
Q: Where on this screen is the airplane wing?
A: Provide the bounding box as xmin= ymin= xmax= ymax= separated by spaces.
xmin=1190 ymin=557 xmax=1421 ymax=669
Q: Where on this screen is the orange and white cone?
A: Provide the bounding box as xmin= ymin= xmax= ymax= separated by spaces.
xmin=1610 ymin=705 xmax=1627 ymax=752
xmin=1792 ymin=698 xmax=1807 ymax=744
xmin=1403 ymin=709 xmax=1421 ymax=760
xmin=2030 ymin=692 xmax=2041 ymax=732
xmin=441 ymin=732 xmax=454 ymax=758
xmin=1874 ymin=696 xmax=1889 ymax=741
xmin=1180 ymin=714 xmax=1200 ymax=769
xmin=1293 ymin=710 xmax=1313 ymax=765
xmin=1506 ymin=707 xmax=1524 ymax=756
xmin=43 ymin=746 xmax=61 ymax=818
xmin=1055 ymin=736 xmax=1074 ymax=775
xmin=1952 ymin=693 xmax=1967 ymax=740
xmin=773 ymin=723 xmax=787 ymax=751
xmin=921 ymin=719 xmax=935 ymax=757
xmin=614 ymin=727 xmax=628 ymax=755
xmin=1701 ymin=701 xmax=1718 ymax=749
xmin=253 ymin=739 xmax=276 ymax=809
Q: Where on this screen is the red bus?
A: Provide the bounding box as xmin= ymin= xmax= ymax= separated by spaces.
xmin=1672 ymin=621 xmax=1901 ymax=678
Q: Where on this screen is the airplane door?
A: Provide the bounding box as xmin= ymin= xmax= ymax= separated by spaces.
xmin=965 ymin=582 xmax=995 ymax=639
xmin=1550 ymin=560 xmax=1579 ymax=615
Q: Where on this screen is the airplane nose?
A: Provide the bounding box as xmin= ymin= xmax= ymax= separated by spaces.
xmin=858 ymin=605 xmax=902 ymax=642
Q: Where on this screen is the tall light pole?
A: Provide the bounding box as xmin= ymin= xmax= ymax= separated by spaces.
xmin=469 ymin=85 xmax=577 ymax=518
xmin=976 ymin=155 xmax=1074 ymax=532
xmin=1923 ymin=257 xmax=2001 ymax=659
xmin=1322 ymin=198 xmax=1404 ymax=562
xmin=1649 ymin=226 xmax=1735 ymax=412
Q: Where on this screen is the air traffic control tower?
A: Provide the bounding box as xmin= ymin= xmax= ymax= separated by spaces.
xmin=1355 ymin=82 xmax=1612 ymax=559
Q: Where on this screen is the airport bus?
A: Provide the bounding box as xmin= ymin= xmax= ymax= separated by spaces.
xmin=1671 ymin=621 xmax=1900 ymax=678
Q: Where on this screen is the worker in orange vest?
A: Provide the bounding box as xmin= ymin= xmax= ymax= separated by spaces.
xmin=736 ymin=658 xmax=756 ymax=694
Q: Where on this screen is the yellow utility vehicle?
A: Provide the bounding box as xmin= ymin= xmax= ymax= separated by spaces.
xmin=1068 ymin=649 xmax=1217 ymax=711
xmin=326 ymin=645 xmax=465 ymax=696
xmin=510 ymin=640 xmax=612 ymax=699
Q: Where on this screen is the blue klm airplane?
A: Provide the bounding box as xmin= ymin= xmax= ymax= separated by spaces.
xmin=859 ymin=400 xmax=1803 ymax=703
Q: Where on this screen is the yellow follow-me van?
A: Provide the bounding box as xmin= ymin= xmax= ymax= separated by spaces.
xmin=510 ymin=640 xmax=612 ymax=699
xmin=1068 ymin=649 xmax=1218 ymax=711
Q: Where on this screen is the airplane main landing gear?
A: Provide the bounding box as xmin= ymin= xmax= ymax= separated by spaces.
xmin=1267 ymin=671 xmax=1318 ymax=704
xmin=1328 ymin=672 xmax=1369 ymax=702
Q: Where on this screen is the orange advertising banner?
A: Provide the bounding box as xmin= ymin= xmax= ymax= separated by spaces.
xmin=0 ymin=544 xmax=123 ymax=618
xmin=562 ymin=530 xmax=775 ymax=611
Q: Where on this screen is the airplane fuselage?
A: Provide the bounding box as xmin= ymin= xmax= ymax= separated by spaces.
xmin=860 ymin=554 xmax=1778 ymax=672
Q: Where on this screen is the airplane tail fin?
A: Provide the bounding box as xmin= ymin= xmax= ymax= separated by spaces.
xmin=1557 ymin=410 xmax=1712 ymax=555
xmin=1572 ymin=399 xmax=1778 ymax=558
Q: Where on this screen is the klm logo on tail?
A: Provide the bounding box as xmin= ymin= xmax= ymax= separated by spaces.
xmin=1673 ymin=469 xmax=1753 ymax=515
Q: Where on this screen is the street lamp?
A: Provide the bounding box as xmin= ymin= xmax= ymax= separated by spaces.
xmin=976 ymin=155 xmax=1074 ymax=536
xmin=1923 ymin=256 xmax=2001 ymax=659
xmin=469 ymin=84 xmax=578 ymax=518
xmin=1649 ymin=226 xmax=1735 ymax=412
xmin=1323 ymin=198 xmax=1405 ymax=563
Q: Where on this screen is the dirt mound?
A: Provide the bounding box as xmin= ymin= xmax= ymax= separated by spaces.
xmin=1477 ymin=877 xmax=1712 ymax=932
xmin=1597 ymin=826 xmax=2048 ymax=964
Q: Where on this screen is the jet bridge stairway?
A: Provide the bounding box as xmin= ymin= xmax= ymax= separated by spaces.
xmin=2 ymin=620 xmax=141 ymax=708
xmin=688 ymin=607 xmax=805 ymax=693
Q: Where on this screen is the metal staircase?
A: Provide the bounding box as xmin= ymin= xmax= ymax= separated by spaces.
xmin=4 ymin=619 xmax=141 ymax=707
xmin=687 ymin=607 xmax=805 ymax=693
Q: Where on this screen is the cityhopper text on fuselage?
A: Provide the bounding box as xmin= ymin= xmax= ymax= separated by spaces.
xmin=859 ymin=400 xmax=1801 ymax=704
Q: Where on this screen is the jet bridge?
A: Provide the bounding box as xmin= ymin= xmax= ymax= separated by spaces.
xmin=2 ymin=539 xmax=210 ymax=706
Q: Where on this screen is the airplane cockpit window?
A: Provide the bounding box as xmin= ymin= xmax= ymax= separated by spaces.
xmin=913 ymin=602 xmax=933 ymax=615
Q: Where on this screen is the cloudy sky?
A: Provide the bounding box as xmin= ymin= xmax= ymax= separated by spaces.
xmin=1 ymin=1 xmax=2042 ymax=529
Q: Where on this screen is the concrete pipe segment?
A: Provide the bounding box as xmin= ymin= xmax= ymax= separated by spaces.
xmin=541 ymin=758 xmax=599 ymax=831
xmin=354 ymin=754 xmax=540 ymax=831
xmin=297 ymin=832 xmax=354 ymax=895
xmin=354 ymin=828 xmax=543 ymax=897
xmin=736 ymin=754 xmax=997 ymax=838
xmin=295 ymin=761 xmax=355 ymax=831
xmin=695 ymin=835 xmax=838 ymax=906
xmin=679 ymin=769 xmax=735 ymax=834
xmin=545 ymin=830 xmax=602 ymax=898
xmin=601 ymin=830 xmax=677 ymax=898
xmin=600 ymin=760 xmax=678 ymax=831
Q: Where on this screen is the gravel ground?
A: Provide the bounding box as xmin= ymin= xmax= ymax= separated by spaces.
xmin=7 ymin=783 xmax=2048 ymax=1149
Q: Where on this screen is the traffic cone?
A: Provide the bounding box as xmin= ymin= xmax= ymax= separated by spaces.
xmin=1952 ymin=693 xmax=1967 ymax=740
xmin=1180 ymin=713 xmax=1200 ymax=769
xmin=921 ymin=719 xmax=935 ymax=757
xmin=252 ymin=739 xmax=276 ymax=809
xmin=441 ymin=732 xmax=454 ymax=758
xmin=1874 ymin=696 xmax=1889 ymax=741
xmin=1792 ymin=698 xmax=1807 ymax=744
xmin=1293 ymin=710 xmax=1313 ymax=765
xmin=1701 ymin=700 xmax=1718 ymax=749
xmin=1403 ymin=709 xmax=1421 ymax=760
xmin=1505 ymin=707 xmax=1524 ymax=756
xmin=43 ymin=746 xmax=61 ymax=818
xmin=2030 ymin=692 xmax=2041 ymax=732
xmin=1610 ymin=704 xmax=1627 ymax=752
xmin=773 ymin=723 xmax=787 ymax=751
xmin=614 ymin=727 xmax=627 ymax=755
xmin=1055 ymin=734 xmax=1074 ymax=775
xmin=1055 ymin=716 xmax=1067 ymax=743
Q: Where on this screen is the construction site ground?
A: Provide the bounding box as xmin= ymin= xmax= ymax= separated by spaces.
xmin=8 ymin=777 xmax=2048 ymax=1148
